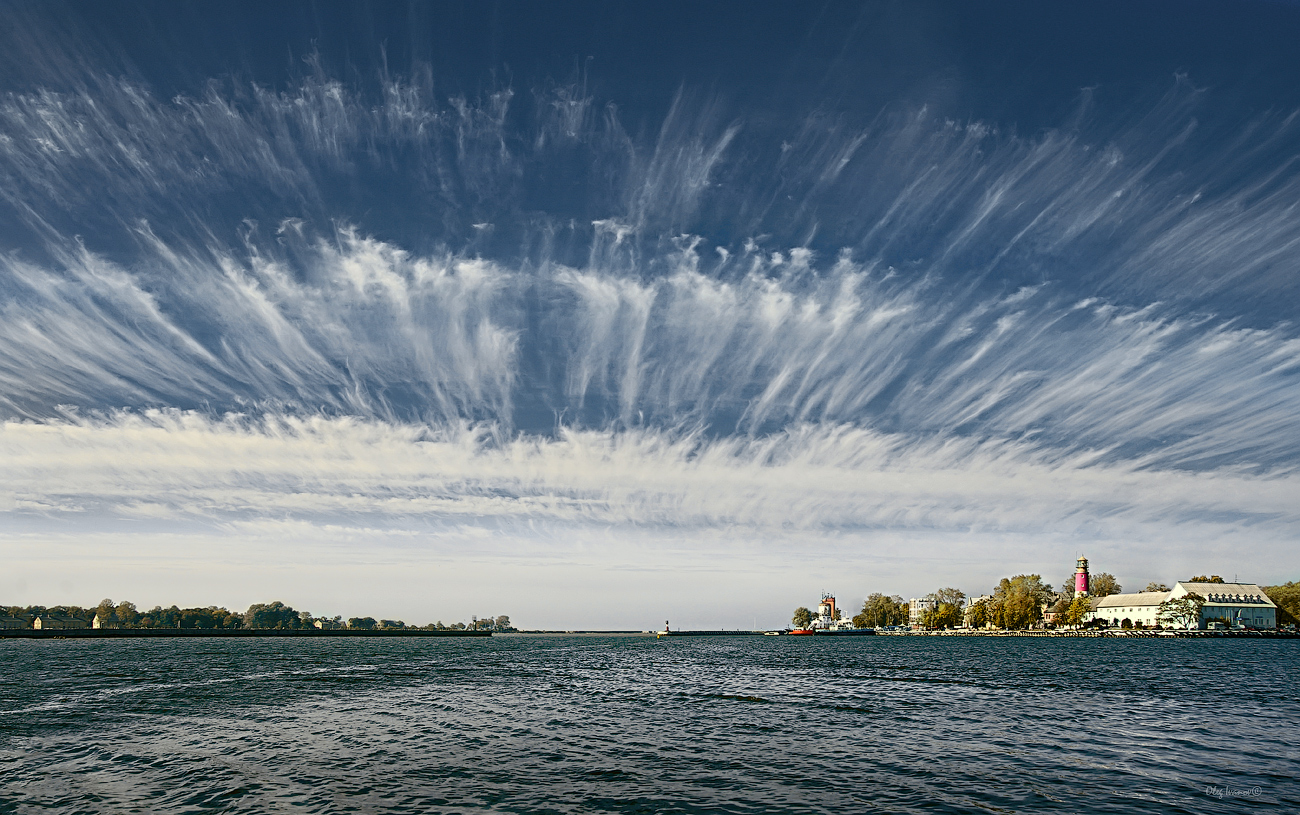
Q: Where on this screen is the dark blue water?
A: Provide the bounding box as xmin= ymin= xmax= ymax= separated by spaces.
xmin=1 ymin=635 xmax=1296 ymax=813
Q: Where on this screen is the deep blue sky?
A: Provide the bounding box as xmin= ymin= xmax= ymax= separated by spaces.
xmin=19 ymin=1 xmax=1300 ymax=119
xmin=5 ymin=2 xmax=1300 ymax=319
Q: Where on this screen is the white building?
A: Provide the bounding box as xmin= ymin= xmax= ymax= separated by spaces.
xmin=1173 ymin=582 xmax=1277 ymax=630
xmin=1088 ymin=582 xmax=1278 ymax=629
xmin=1090 ymin=591 xmax=1169 ymax=628
xmin=908 ymin=597 xmax=935 ymax=627
xmin=33 ymin=613 xmax=88 ymax=630
xmin=92 ymin=612 xmax=121 ymax=629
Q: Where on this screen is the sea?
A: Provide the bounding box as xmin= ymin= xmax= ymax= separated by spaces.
xmin=1 ymin=635 xmax=1296 ymax=814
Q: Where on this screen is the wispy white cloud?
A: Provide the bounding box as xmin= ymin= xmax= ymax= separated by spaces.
xmin=4 ymin=60 xmax=1300 ymax=617
xmin=3 ymin=411 xmax=1297 ymax=533
xmin=4 ymin=232 xmax=1299 ymax=472
xmin=3 ymin=411 xmax=1297 ymax=623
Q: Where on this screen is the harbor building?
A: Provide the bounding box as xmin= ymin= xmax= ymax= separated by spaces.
xmin=33 ymin=613 xmax=89 ymax=630
xmin=0 ymin=616 xmax=27 ymax=630
xmin=1173 ymin=582 xmax=1277 ymax=630
xmin=92 ymin=612 xmax=121 ymax=629
xmin=1041 ymin=591 xmax=1068 ymax=625
xmin=1090 ymin=591 xmax=1168 ymax=628
xmin=1089 ymin=582 xmax=1278 ymax=629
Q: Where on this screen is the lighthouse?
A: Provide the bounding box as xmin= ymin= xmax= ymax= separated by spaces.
xmin=1075 ymin=556 xmax=1090 ymax=596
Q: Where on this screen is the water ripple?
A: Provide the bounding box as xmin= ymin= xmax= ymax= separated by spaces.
xmin=0 ymin=636 xmax=1296 ymax=813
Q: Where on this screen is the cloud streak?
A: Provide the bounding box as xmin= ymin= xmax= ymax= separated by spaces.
xmin=3 ymin=41 xmax=1300 ymax=612
xmin=2 ymin=232 xmax=1299 ymax=473
xmin=4 ymin=411 xmax=1297 ymax=536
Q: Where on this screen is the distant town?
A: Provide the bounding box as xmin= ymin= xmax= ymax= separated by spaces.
xmin=5 ymin=558 xmax=1298 ymax=637
xmin=0 ymin=599 xmax=514 ymax=633
xmin=788 ymin=558 xmax=1299 ymax=634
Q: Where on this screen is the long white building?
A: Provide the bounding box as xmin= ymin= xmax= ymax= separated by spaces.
xmin=1090 ymin=591 xmax=1167 ymax=627
xmin=1088 ymin=581 xmax=1278 ymax=629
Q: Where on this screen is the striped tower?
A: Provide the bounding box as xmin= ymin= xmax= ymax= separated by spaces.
xmin=1075 ymin=556 xmax=1090 ymax=596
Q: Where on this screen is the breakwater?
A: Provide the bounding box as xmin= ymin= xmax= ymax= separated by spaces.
xmin=652 ymin=629 xmax=1294 ymax=639
xmin=874 ymin=629 xmax=1297 ymax=639
xmin=655 ymin=630 xmax=766 ymax=636
xmin=0 ymin=628 xmax=491 ymax=639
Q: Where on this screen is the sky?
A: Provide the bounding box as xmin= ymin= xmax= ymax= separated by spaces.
xmin=2 ymin=1 xmax=1299 ymax=629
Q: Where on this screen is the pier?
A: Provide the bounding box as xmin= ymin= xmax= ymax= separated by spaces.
xmin=0 ymin=629 xmax=492 ymax=640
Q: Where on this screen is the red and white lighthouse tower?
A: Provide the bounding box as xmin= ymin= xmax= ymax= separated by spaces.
xmin=1074 ymin=556 xmax=1090 ymax=596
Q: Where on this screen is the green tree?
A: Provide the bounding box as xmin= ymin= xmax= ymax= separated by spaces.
xmin=921 ymin=588 xmax=965 ymax=629
xmin=1088 ymin=573 xmax=1121 ymax=598
xmin=141 ymin=605 xmax=182 ymax=628
xmin=215 ymin=608 xmax=243 ymax=629
xmin=114 ymin=601 xmax=139 ymax=627
xmin=792 ymin=607 xmax=814 ymax=628
xmin=494 ymin=615 xmax=513 ymax=631
xmin=988 ymin=575 xmax=1051 ymax=630
xmin=966 ymin=599 xmax=990 ymax=629
xmin=1059 ymin=579 xmax=1076 ymax=602
xmin=348 ymin=617 xmax=378 ymax=630
xmin=1061 ymin=595 xmax=1092 ymax=628
xmin=1049 ymin=595 xmax=1071 ymax=622
xmin=1262 ymin=582 xmax=1300 ymax=626
xmin=852 ymin=593 xmax=907 ymax=628
xmin=1187 ymin=575 xmax=1225 ymax=584
xmin=1143 ymin=582 xmax=1170 ymax=593
xmin=95 ymin=598 xmax=116 ymax=622
xmin=177 ymin=607 xmax=207 ymax=629
xmin=1158 ymin=593 xmax=1205 ymax=629
xmin=59 ymin=606 xmax=93 ymax=624
xmin=244 ymin=601 xmax=303 ymax=629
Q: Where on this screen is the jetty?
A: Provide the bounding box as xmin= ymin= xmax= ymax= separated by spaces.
xmin=0 ymin=629 xmax=491 ymax=640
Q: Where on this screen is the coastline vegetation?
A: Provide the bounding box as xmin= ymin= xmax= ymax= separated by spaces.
xmin=837 ymin=572 xmax=1297 ymax=633
xmin=921 ymin=588 xmax=965 ymax=629
xmin=852 ymin=594 xmax=909 ymax=628
xmin=1263 ymin=582 xmax=1300 ymax=625
xmin=1 ymin=599 xmax=514 ymax=632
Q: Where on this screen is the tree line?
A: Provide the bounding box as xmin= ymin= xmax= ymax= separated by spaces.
xmin=789 ymin=572 xmax=1298 ymax=632
xmin=1262 ymin=582 xmax=1299 ymax=626
xmin=1 ymin=599 xmax=514 ymax=632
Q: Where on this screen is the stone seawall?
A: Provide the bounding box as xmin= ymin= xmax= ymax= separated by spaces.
xmin=0 ymin=629 xmax=492 ymax=639
xmin=876 ymin=629 xmax=1297 ymax=639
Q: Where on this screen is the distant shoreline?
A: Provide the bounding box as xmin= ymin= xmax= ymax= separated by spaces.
xmin=872 ymin=629 xmax=1299 ymax=639
xmin=0 ymin=629 xmax=492 ymax=639
xmin=4 ymin=628 xmax=1295 ymax=641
